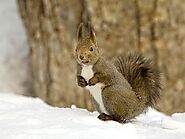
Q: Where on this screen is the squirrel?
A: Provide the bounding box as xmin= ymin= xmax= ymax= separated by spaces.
xmin=75 ymin=22 xmax=161 ymax=123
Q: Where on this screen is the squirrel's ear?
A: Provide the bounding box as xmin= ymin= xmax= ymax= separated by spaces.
xmin=88 ymin=22 xmax=96 ymax=44
xmin=77 ymin=22 xmax=83 ymax=42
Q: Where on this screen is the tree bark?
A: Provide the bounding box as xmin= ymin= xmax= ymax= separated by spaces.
xmin=17 ymin=0 xmax=185 ymax=114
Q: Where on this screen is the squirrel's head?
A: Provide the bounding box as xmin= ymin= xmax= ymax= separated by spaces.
xmin=75 ymin=22 xmax=100 ymax=66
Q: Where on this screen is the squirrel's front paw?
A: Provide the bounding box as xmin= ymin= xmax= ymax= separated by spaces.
xmin=88 ymin=77 xmax=98 ymax=86
xmin=77 ymin=76 xmax=88 ymax=87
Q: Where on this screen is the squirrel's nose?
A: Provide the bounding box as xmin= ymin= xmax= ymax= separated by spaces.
xmin=80 ymin=55 xmax=84 ymax=60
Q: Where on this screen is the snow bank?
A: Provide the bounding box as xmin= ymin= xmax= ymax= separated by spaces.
xmin=0 ymin=0 xmax=31 ymax=95
xmin=0 ymin=93 xmax=185 ymax=139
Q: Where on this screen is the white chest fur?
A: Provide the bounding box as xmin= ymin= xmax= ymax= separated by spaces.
xmin=81 ymin=65 xmax=109 ymax=114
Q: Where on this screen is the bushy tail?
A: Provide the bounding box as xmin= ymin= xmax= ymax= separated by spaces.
xmin=113 ymin=53 xmax=161 ymax=107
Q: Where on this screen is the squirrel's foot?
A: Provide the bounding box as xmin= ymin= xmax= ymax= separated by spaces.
xmin=77 ymin=76 xmax=88 ymax=87
xmin=112 ymin=116 xmax=127 ymax=123
xmin=98 ymin=113 xmax=113 ymax=121
xmin=98 ymin=113 xmax=127 ymax=123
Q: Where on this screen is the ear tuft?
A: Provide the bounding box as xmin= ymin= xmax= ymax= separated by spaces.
xmin=77 ymin=22 xmax=83 ymax=42
xmin=88 ymin=22 xmax=96 ymax=44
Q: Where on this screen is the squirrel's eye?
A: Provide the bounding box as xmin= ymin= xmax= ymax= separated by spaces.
xmin=89 ymin=47 xmax=93 ymax=51
xmin=75 ymin=49 xmax=77 ymax=52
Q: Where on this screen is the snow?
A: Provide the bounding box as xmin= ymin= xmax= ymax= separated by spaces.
xmin=0 ymin=93 xmax=185 ymax=139
xmin=0 ymin=0 xmax=31 ymax=95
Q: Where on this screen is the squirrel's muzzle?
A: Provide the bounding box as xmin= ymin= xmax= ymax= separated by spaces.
xmin=81 ymin=59 xmax=89 ymax=64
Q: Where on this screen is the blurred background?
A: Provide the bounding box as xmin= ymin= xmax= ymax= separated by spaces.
xmin=0 ymin=0 xmax=31 ymax=95
xmin=1 ymin=0 xmax=185 ymax=115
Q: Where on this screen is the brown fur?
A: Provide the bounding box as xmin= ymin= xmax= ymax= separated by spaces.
xmin=75 ymin=22 xmax=161 ymax=123
xmin=114 ymin=54 xmax=161 ymax=107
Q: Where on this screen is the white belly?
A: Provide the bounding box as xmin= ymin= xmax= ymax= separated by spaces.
xmin=81 ymin=65 xmax=109 ymax=114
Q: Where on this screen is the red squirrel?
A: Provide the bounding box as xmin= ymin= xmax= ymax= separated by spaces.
xmin=75 ymin=22 xmax=161 ymax=123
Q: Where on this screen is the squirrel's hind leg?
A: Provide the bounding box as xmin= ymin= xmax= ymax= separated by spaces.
xmin=98 ymin=113 xmax=113 ymax=121
xmin=98 ymin=113 xmax=126 ymax=123
xmin=112 ymin=115 xmax=127 ymax=123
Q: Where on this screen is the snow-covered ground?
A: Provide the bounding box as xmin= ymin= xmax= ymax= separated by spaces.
xmin=0 ymin=0 xmax=31 ymax=95
xmin=0 ymin=93 xmax=185 ymax=139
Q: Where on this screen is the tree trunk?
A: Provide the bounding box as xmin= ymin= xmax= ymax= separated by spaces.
xmin=17 ymin=0 xmax=185 ymax=114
